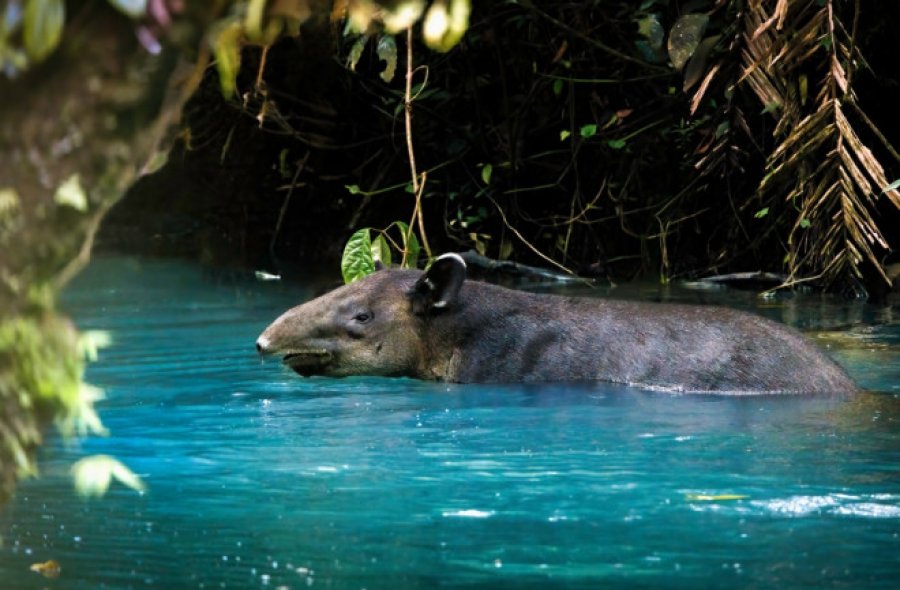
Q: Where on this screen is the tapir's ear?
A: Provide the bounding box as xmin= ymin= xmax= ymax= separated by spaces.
xmin=410 ymin=253 xmax=467 ymax=315
xmin=374 ymin=259 xmax=386 ymax=272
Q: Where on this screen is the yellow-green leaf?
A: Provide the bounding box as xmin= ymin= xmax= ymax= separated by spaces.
xmin=395 ymin=221 xmax=420 ymax=269
xmin=23 ymin=0 xmax=65 ymax=62
xmin=347 ymin=35 xmax=368 ymax=71
xmin=0 ymin=187 xmax=21 ymax=220
xmin=423 ymin=0 xmax=470 ymax=53
xmin=211 ymin=20 xmax=243 ymax=98
xmin=481 ymin=163 xmax=493 ymax=185
xmin=371 ymin=233 xmax=392 ymax=267
xmin=381 ymin=0 xmax=425 ymax=33
xmin=54 ymin=173 xmax=87 ymax=211
xmin=71 ymin=455 xmax=145 ymax=499
xmin=637 ymin=14 xmax=664 ymax=51
xmin=376 ymin=34 xmax=397 ymax=83
xmin=686 ymin=493 xmax=748 ymax=502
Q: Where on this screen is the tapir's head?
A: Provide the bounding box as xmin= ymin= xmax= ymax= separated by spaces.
xmin=256 ymin=253 xmax=467 ymax=378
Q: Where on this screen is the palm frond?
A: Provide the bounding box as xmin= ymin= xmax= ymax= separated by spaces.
xmin=744 ymin=0 xmax=899 ymax=287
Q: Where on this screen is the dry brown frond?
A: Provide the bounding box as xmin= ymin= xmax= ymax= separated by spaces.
xmin=743 ymin=0 xmax=898 ymax=288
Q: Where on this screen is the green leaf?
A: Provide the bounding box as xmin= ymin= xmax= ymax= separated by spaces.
xmin=636 ymin=14 xmax=664 ymax=51
xmin=347 ymin=35 xmax=368 ymax=71
xmin=552 ymin=78 xmax=563 ymax=96
xmin=0 ymin=187 xmax=21 ymax=221
xmin=799 ymin=218 xmax=811 ymax=229
xmin=245 ymin=0 xmax=266 ymax=43
xmin=342 ymin=228 xmax=375 ymax=284
xmin=754 ymin=207 xmax=769 ymax=219
xmin=78 ymin=330 xmax=112 ymax=363
xmin=346 ymin=184 xmax=363 ymax=195
xmin=371 ymin=233 xmax=392 ymax=267
xmin=559 ymin=129 xmax=571 ymax=141
xmin=23 ymin=0 xmax=65 ymax=62
xmin=481 ymin=163 xmax=493 ymax=185
xmin=607 ymin=138 xmax=627 ymax=150
xmin=211 ymin=20 xmax=242 ymax=98
xmin=422 ymin=0 xmax=471 ymax=53
xmin=579 ymin=124 xmax=597 ymax=138
xmin=882 ymin=178 xmax=900 ymax=193
xmin=395 ymin=221 xmax=420 ymax=268
xmin=667 ymin=13 xmax=708 ymax=71
xmin=54 ymin=173 xmax=87 ymax=211
xmin=72 ymin=455 xmax=146 ymax=499
xmin=377 ymin=34 xmax=397 ymax=82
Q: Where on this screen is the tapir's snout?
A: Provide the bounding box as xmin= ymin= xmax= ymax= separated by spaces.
xmin=255 ymin=335 xmax=271 ymax=355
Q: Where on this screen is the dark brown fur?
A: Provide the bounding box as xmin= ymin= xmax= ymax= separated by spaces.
xmin=256 ymin=254 xmax=856 ymax=394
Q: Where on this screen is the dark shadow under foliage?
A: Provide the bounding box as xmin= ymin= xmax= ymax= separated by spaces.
xmin=99 ymin=1 xmax=900 ymax=294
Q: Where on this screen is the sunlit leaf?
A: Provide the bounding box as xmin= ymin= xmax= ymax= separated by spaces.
xmin=559 ymin=129 xmax=571 ymax=141
xmin=799 ymin=218 xmax=811 ymax=229
xmin=667 ymin=13 xmax=708 ymax=71
xmin=381 ymin=0 xmax=425 ymax=33
xmin=54 ymin=173 xmax=87 ymax=211
xmin=685 ymin=493 xmax=748 ymax=502
xmin=0 ymin=187 xmax=20 ymax=220
xmin=341 ymin=228 xmax=375 ymax=284
xmin=347 ymin=35 xmax=368 ymax=71
xmin=211 ymin=19 xmax=242 ymax=98
xmin=107 ymin=0 xmax=146 ymax=19
xmin=754 ymin=207 xmax=769 ymax=219
xmin=245 ymin=0 xmax=265 ymax=43
xmin=423 ymin=0 xmax=470 ymax=52
xmin=376 ymin=34 xmax=397 ymax=82
xmin=29 ymin=559 xmax=61 ymax=578
xmin=23 ymin=0 xmax=64 ymax=62
xmin=882 ymin=179 xmax=900 ymax=193
xmin=71 ymin=455 xmax=145 ymax=499
xmin=346 ymin=184 xmax=363 ymax=195
xmin=371 ymin=233 xmax=392 ymax=267
xmin=78 ymin=330 xmax=112 ymax=363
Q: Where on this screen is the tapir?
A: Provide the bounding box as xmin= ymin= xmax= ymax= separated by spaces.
xmin=256 ymin=253 xmax=857 ymax=394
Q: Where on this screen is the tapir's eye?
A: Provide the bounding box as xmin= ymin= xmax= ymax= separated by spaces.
xmin=353 ymin=311 xmax=373 ymax=323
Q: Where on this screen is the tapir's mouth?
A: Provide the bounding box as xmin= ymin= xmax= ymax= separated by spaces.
xmin=282 ymin=349 xmax=333 ymax=375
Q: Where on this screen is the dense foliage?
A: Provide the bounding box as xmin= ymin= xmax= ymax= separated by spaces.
xmin=103 ymin=0 xmax=899 ymax=293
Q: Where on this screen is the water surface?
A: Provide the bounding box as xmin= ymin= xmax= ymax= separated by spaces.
xmin=1 ymin=256 xmax=899 ymax=589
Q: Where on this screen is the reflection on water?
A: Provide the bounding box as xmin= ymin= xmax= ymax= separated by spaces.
xmin=1 ymin=256 xmax=899 ymax=589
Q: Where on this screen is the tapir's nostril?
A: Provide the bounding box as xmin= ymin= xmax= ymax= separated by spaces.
xmin=256 ymin=336 xmax=270 ymax=355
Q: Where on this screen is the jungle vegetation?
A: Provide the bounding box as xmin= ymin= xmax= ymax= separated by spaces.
xmin=2 ymin=0 xmax=899 ymax=501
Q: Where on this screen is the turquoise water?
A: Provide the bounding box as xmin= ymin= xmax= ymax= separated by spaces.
xmin=2 ymin=256 xmax=899 ymax=589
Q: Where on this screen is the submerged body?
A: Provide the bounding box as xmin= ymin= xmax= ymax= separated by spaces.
xmin=256 ymin=254 xmax=856 ymax=394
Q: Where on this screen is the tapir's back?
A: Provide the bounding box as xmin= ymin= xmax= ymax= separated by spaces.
xmin=434 ymin=280 xmax=856 ymax=394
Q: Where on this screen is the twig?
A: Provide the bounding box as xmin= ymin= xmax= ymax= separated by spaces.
xmin=485 ymin=193 xmax=574 ymax=276
xmin=403 ymin=27 xmax=432 ymax=264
